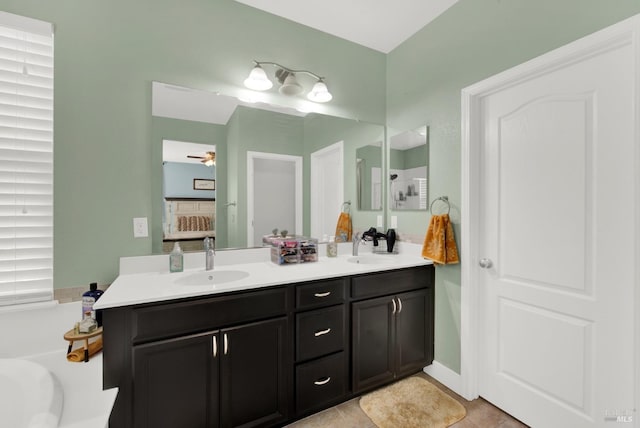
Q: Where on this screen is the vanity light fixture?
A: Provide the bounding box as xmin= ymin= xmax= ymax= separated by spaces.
xmin=243 ymin=60 xmax=333 ymax=103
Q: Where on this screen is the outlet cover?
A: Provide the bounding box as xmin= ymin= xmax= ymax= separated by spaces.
xmin=391 ymin=216 xmax=398 ymax=229
xmin=376 ymin=215 xmax=383 ymax=228
xmin=133 ymin=217 xmax=148 ymax=238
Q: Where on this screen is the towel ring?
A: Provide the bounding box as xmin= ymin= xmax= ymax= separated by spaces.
xmin=430 ymin=196 xmax=450 ymax=215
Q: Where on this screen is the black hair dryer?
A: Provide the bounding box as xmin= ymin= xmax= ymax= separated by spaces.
xmin=386 ymin=229 xmax=396 ymax=253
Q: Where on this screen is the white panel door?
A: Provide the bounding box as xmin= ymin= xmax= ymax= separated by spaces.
xmin=310 ymin=141 xmax=344 ymax=240
xmin=253 ymin=158 xmax=296 ymax=245
xmin=247 ymin=151 xmax=302 ymax=247
xmin=476 ymin=27 xmax=636 ymax=427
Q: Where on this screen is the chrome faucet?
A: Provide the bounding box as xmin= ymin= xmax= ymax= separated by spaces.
xmin=204 ymin=237 xmax=215 ymax=270
xmin=352 ymin=232 xmax=363 ymax=256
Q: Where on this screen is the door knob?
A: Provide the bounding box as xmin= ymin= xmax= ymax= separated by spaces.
xmin=478 ymin=258 xmax=493 ymax=269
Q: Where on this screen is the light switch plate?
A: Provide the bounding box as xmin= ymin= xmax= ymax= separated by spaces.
xmin=133 ymin=217 xmax=148 ymax=238
xmin=391 ymin=216 xmax=398 ymax=229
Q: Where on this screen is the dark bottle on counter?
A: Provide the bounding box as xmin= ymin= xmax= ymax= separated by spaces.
xmin=82 ymin=282 xmax=104 ymax=326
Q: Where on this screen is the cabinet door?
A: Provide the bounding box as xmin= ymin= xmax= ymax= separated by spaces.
xmin=395 ymin=289 xmax=431 ymax=377
xmin=352 ymin=295 xmax=395 ymax=393
xmin=220 ymin=317 xmax=288 ymax=428
xmin=133 ymin=332 xmax=219 ymax=428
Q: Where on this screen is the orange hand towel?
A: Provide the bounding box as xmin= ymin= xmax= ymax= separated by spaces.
xmin=67 ymin=337 xmax=103 ymax=363
xmin=422 ymin=214 xmax=459 ymax=265
xmin=335 ymin=212 xmax=352 ymax=243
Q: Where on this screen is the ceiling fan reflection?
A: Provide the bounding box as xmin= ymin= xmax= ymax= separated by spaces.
xmin=187 ymin=151 xmax=216 ymax=166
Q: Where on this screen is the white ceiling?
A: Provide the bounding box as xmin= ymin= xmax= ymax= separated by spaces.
xmin=234 ymin=0 xmax=459 ymax=53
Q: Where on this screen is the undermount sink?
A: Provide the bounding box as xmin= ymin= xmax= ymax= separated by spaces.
xmin=174 ymin=270 xmax=250 ymax=286
xmin=347 ymin=255 xmax=396 ymax=265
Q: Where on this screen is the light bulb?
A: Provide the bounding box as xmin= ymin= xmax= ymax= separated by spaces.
xmin=244 ymin=65 xmax=273 ymax=91
xmin=307 ymin=80 xmax=332 ymax=103
xmin=279 ymin=74 xmax=303 ymax=96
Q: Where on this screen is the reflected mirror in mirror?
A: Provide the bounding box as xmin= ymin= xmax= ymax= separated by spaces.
xmin=161 ymin=140 xmax=216 ymax=253
xmin=151 ymin=82 xmax=385 ymax=253
xmin=389 ymin=126 xmax=429 ymax=210
xmin=356 ymin=142 xmax=383 ymax=210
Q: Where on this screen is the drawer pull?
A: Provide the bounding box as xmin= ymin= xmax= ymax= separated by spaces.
xmin=391 ymin=298 xmax=397 ymax=314
xmin=314 ymin=328 xmax=331 ymax=337
xmin=397 ymin=297 xmax=403 ymax=313
xmin=212 ymin=336 xmax=217 ymax=357
xmin=314 ymin=377 xmax=331 ymax=386
xmin=314 ymin=291 xmax=331 ymax=298
xmin=223 ymin=333 xmax=229 ymax=355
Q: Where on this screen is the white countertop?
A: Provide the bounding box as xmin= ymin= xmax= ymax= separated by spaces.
xmin=95 ymin=247 xmax=433 ymax=310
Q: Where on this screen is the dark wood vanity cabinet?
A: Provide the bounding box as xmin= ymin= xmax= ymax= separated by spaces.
xmin=132 ymin=318 xmax=288 ymax=428
xmin=102 ymin=265 xmax=434 ymax=428
xmin=103 ymin=287 xmax=291 ymax=428
xmin=293 ymin=278 xmax=348 ymax=416
xmin=351 ymin=266 xmax=434 ymax=394
xmin=132 ymin=331 xmax=218 ymax=428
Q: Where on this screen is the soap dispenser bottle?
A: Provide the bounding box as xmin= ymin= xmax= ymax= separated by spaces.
xmin=326 ymin=236 xmax=337 ymax=257
xmin=170 ymin=242 xmax=184 ymax=273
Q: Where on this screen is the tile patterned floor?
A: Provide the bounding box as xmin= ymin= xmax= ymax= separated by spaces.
xmin=286 ymin=372 xmax=529 ymax=428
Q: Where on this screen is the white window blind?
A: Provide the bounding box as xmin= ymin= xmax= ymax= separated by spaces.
xmin=0 ymin=12 xmax=53 ymax=306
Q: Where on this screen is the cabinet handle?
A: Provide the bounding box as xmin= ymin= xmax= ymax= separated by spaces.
xmin=391 ymin=298 xmax=397 ymax=314
xmin=223 ymin=333 xmax=229 ymax=355
xmin=314 ymin=328 xmax=331 ymax=337
xmin=314 ymin=377 xmax=331 ymax=386
xmin=397 ymin=297 xmax=403 ymax=313
xmin=314 ymin=291 xmax=331 ymax=298
xmin=212 ymin=336 xmax=217 ymax=357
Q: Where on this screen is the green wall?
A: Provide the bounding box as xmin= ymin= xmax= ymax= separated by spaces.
xmin=0 ymin=0 xmax=386 ymax=289
xmin=386 ymin=0 xmax=640 ymax=373
xmin=390 ymin=144 xmax=427 ymax=170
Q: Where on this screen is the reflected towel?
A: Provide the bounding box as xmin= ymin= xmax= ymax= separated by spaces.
xmin=67 ymin=337 xmax=103 ymax=363
xmin=422 ymin=214 xmax=459 ymax=265
xmin=335 ymin=212 xmax=352 ymax=243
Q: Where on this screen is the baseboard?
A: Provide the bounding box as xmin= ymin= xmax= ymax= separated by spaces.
xmin=424 ymin=361 xmax=464 ymax=397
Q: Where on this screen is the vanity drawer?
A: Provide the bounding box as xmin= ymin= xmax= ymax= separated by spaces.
xmin=351 ymin=265 xmax=434 ymax=300
xmin=132 ymin=287 xmax=287 ymax=344
xmin=296 ymin=352 xmax=347 ymax=415
xmin=296 ymin=278 xmax=347 ymax=310
xmin=296 ymin=305 xmax=345 ymax=362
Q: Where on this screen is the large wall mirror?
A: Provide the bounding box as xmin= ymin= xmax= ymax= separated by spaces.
xmin=151 ymin=82 xmax=385 ymax=253
xmin=388 ymin=126 xmax=429 ymax=211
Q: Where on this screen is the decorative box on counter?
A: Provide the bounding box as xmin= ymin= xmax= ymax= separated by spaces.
xmin=269 ymin=236 xmax=318 ymax=265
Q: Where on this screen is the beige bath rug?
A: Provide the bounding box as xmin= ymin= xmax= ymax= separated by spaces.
xmin=359 ymin=376 xmax=466 ymax=428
